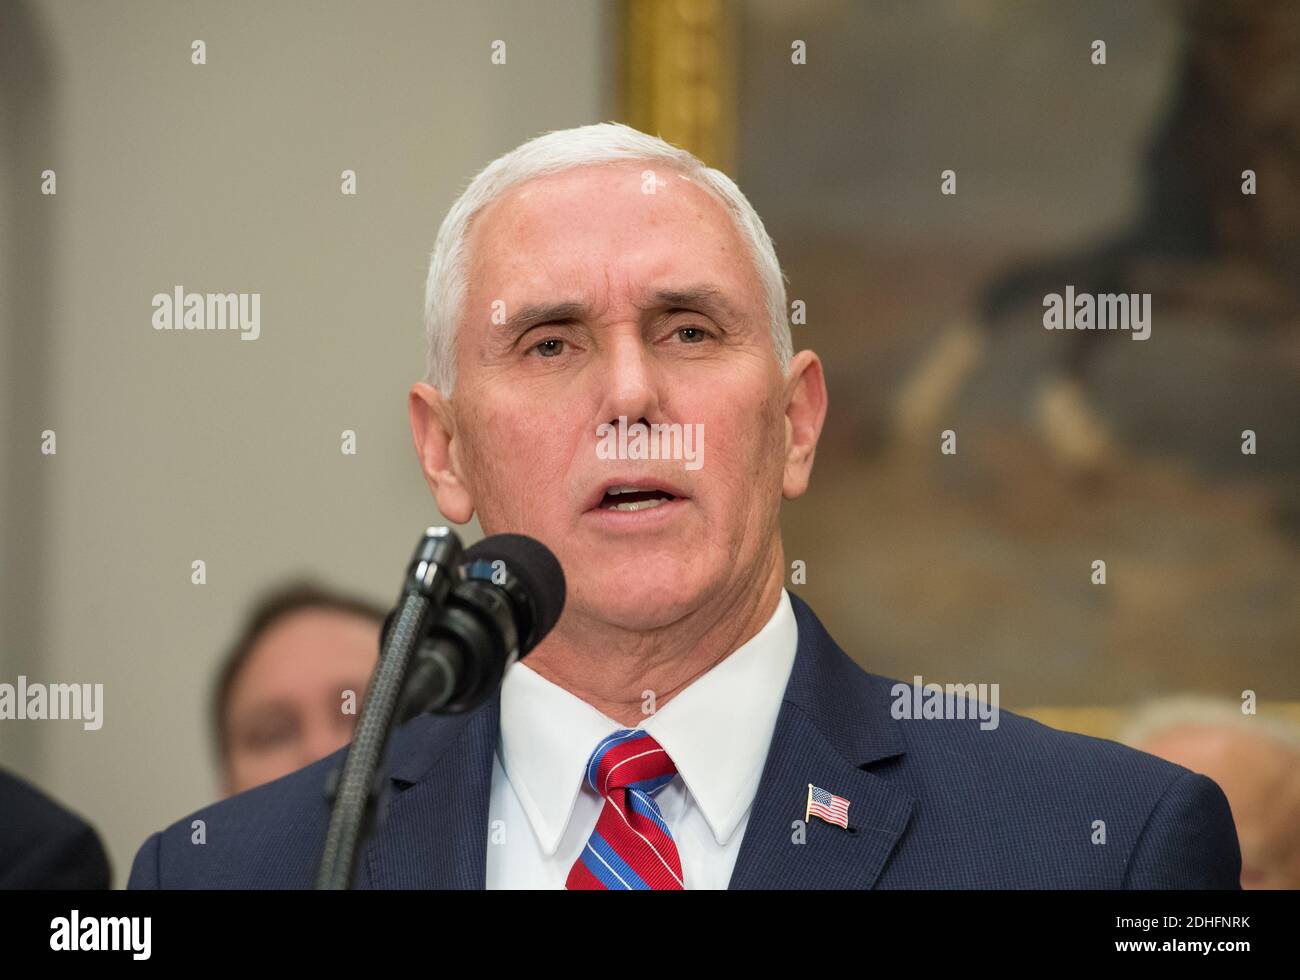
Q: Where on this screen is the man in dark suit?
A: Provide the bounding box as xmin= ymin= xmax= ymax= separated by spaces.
xmin=129 ymin=122 xmax=1239 ymax=889
xmin=1 ymin=768 xmax=112 ymax=889
xmin=128 ymin=590 xmax=1238 ymax=888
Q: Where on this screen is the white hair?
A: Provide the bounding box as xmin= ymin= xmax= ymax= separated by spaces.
xmin=422 ymin=122 xmax=792 ymax=393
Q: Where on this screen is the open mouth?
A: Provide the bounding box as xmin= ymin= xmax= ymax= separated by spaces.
xmin=598 ymin=485 xmax=678 ymax=513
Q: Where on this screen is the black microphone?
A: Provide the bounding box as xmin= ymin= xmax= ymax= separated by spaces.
xmin=317 ymin=528 xmax=564 ymax=889
xmin=391 ymin=532 xmax=566 ymax=721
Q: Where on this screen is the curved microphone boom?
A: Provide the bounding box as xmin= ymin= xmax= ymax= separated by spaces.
xmin=316 ymin=528 xmax=565 ymax=890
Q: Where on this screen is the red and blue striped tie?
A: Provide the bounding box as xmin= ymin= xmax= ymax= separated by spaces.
xmin=566 ymin=729 xmax=685 ymax=890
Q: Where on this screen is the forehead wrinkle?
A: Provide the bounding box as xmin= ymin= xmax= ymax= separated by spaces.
xmin=474 ymin=174 xmax=754 ymax=336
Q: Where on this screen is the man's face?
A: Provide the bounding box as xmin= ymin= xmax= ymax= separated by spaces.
xmin=418 ymin=162 xmax=811 ymax=630
xmin=221 ymin=608 xmax=379 ymax=796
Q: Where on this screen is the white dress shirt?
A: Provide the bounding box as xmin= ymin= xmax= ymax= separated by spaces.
xmin=486 ymin=588 xmax=798 ymax=889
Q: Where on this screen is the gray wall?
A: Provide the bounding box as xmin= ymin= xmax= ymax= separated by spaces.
xmin=1 ymin=0 xmax=608 ymax=885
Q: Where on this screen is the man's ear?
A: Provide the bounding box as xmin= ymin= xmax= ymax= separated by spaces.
xmin=408 ymin=382 xmax=475 ymax=523
xmin=781 ymin=350 xmax=828 ymax=500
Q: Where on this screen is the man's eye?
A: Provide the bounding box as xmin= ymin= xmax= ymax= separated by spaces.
xmin=531 ymin=338 xmax=565 ymax=357
xmin=676 ymin=326 xmax=707 ymax=343
xmin=241 ymin=720 xmax=296 ymax=752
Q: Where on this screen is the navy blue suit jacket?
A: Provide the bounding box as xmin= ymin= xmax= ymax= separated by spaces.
xmin=129 ymin=593 xmax=1240 ymax=888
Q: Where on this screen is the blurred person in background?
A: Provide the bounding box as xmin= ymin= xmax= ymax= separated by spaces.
xmin=213 ymin=582 xmax=384 ymax=797
xmin=1121 ymin=696 xmax=1300 ymax=889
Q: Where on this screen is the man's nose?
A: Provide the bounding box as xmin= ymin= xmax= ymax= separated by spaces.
xmin=596 ymin=329 xmax=661 ymax=425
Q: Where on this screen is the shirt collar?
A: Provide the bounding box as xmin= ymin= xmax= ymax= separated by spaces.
xmin=497 ymin=589 xmax=798 ymax=855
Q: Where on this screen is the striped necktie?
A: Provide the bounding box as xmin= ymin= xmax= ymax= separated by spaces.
xmin=566 ymin=729 xmax=685 ymax=890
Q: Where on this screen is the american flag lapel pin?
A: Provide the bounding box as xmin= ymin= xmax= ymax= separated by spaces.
xmin=806 ymin=783 xmax=851 ymax=829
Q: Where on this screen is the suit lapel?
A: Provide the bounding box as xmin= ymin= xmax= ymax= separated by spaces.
xmin=360 ymin=692 xmax=500 ymax=889
xmin=728 ymin=593 xmax=915 ymax=889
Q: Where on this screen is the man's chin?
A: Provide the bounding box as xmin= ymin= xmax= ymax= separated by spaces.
xmin=570 ymin=573 xmax=709 ymax=632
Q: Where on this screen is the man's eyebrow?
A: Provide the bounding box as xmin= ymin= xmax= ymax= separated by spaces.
xmin=647 ymin=284 xmax=742 ymax=319
xmin=498 ymin=284 xmax=742 ymax=338
xmin=499 ymin=301 xmax=588 ymax=339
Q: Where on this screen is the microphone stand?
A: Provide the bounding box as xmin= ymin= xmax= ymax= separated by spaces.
xmin=315 ymin=527 xmax=461 ymax=891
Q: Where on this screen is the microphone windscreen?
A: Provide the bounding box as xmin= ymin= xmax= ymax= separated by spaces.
xmin=462 ymin=533 xmax=566 ymax=649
